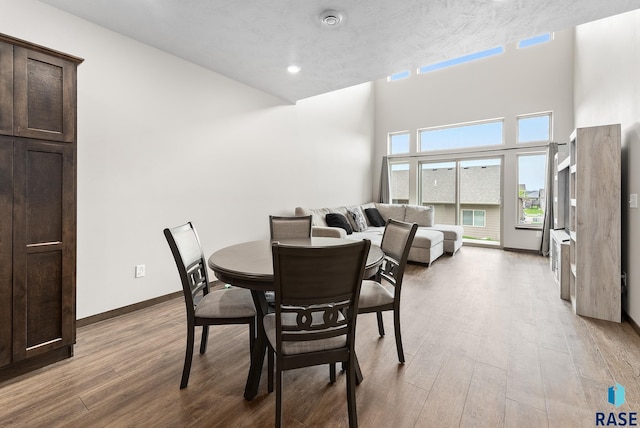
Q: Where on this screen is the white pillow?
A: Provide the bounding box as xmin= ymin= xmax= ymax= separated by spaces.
xmin=348 ymin=207 xmax=368 ymax=232
xmin=404 ymin=205 xmax=434 ymax=227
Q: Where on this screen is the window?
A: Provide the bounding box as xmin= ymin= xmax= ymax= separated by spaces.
xmin=388 ymin=70 xmax=410 ymax=81
xmin=419 ymin=119 xmax=503 ymax=152
xmin=518 ymin=113 xmax=552 ymax=143
xmin=389 ymin=132 xmax=410 ymax=154
xmin=419 ymin=157 xmax=501 ymax=244
xmin=390 ymin=162 xmax=409 ymax=204
xmin=418 ymin=46 xmax=504 ymax=74
xmin=462 ymin=209 xmax=486 ymax=227
xmin=517 ymin=153 xmax=547 ymax=226
xmin=518 ymin=33 xmax=552 ymax=49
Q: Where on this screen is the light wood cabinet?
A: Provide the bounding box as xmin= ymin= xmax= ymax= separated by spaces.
xmin=0 ymin=33 xmax=83 ymax=379
xmin=550 ymin=229 xmax=570 ymax=300
xmin=568 ymin=124 xmax=621 ymax=322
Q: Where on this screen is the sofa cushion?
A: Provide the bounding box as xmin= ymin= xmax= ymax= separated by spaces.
xmin=375 ymin=203 xmax=406 ymax=222
xmin=326 ymin=213 xmax=353 ymax=234
xmin=411 ymin=228 xmax=444 ymax=249
xmin=404 ymin=205 xmax=434 ymax=227
xmin=364 ymin=208 xmax=386 ymax=227
xmin=347 ymin=207 xmax=368 ymax=232
xmin=429 ymin=224 xmax=464 ymax=241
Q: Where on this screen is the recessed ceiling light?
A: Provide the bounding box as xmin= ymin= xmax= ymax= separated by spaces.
xmin=287 ymin=65 xmax=301 ymax=74
xmin=320 ymin=10 xmax=343 ymax=26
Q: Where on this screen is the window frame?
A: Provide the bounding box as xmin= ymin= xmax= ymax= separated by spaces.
xmin=515 ymin=151 xmax=548 ymax=229
xmin=517 ymin=112 xmax=553 ymax=144
xmin=388 ymin=131 xmax=411 ymax=155
xmin=418 ymin=118 xmax=505 ymax=153
xmin=461 ymin=209 xmax=486 ymax=227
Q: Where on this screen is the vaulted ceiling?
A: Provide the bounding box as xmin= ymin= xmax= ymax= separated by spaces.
xmin=41 ymin=0 xmax=640 ymax=103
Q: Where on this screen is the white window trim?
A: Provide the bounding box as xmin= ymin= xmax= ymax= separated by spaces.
xmin=418 ymin=117 xmax=505 ymax=154
xmin=462 ymin=209 xmax=486 ymax=227
xmin=516 ymin=111 xmax=553 ymax=145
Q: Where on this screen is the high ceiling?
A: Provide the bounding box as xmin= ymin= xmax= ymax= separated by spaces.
xmin=40 ymin=0 xmax=640 ymax=103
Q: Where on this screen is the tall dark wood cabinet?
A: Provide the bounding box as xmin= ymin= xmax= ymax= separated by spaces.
xmin=0 ymin=33 xmax=83 ymax=380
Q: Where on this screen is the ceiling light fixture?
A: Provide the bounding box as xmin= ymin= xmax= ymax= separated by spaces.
xmin=320 ymin=10 xmax=343 ymax=26
xmin=287 ymin=65 xmax=301 ymax=74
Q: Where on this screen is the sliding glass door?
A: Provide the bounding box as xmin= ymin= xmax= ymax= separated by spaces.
xmin=419 ymin=157 xmax=502 ymax=246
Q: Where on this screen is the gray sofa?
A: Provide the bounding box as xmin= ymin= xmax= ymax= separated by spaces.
xmin=295 ymin=203 xmax=464 ymax=266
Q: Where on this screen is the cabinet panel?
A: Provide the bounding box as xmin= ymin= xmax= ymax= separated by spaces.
xmin=13 ymin=47 xmax=76 ymax=143
xmin=12 ymin=139 xmax=75 ymax=360
xmin=26 ymin=149 xmax=63 ymax=244
xmin=0 ymin=138 xmax=12 ymax=367
xmin=26 ymin=250 xmax=63 ymax=348
xmin=0 ymin=41 xmax=12 ymax=136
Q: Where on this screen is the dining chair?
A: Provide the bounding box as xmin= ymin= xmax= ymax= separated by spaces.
xmin=269 ymin=215 xmax=312 ymax=240
xmin=358 ymin=219 xmax=417 ymax=363
xmin=164 ymin=222 xmax=257 ymax=389
xmin=266 ymin=239 xmax=371 ymax=428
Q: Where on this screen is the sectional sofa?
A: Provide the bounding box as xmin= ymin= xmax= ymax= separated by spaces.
xmin=295 ymin=202 xmax=464 ymax=266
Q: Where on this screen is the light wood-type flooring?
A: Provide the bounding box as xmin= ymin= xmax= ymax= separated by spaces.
xmin=1 ymin=246 xmax=640 ymax=427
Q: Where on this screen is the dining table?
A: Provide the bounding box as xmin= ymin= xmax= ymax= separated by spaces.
xmin=207 ymin=237 xmax=384 ymax=401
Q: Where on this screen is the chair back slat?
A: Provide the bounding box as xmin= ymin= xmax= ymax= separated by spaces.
xmin=269 ymin=215 xmax=312 ymax=240
xmin=272 ymin=240 xmax=370 ymax=349
xmin=164 ymin=222 xmax=211 ymax=315
xmin=377 ymin=219 xmax=418 ymax=291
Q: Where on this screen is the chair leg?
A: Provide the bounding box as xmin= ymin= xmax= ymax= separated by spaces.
xmin=376 ymin=312 xmax=385 ymax=337
xmin=393 ymin=308 xmax=405 ymax=363
xmin=249 ymin=317 xmax=256 ymax=353
xmin=275 ymin=362 xmax=283 ymax=428
xmin=199 ymin=325 xmax=209 ymax=354
xmin=181 ymin=325 xmax=195 ymax=389
xmin=346 ymin=355 xmax=358 ymax=427
xmin=268 ymin=347 xmax=274 ymax=393
xmin=330 ymin=363 xmax=336 ymax=383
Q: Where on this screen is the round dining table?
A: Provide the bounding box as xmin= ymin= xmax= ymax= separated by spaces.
xmin=208 ymin=237 xmax=384 ymax=401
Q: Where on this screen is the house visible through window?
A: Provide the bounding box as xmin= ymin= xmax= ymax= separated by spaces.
xmin=390 ymin=162 xmax=409 ymax=204
xmin=462 ymin=209 xmax=486 ymax=227
xmin=517 ymin=153 xmax=547 ymax=226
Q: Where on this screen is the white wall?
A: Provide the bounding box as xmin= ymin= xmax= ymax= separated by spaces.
xmin=374 ymin=30 xmax=575 ymax=251
xmin=574 ymin=9 xmax=640 ymax=323
xmin=1 ymin=0 xmax=375 ymax=318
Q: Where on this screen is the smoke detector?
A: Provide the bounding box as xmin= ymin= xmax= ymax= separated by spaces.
xmin=320 ymin=10 xmax=343 ymax=26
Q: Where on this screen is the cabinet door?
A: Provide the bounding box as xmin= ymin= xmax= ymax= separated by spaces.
xmin=12 ymin=139 xmax=75 ymax=361
xmin=0 ymin=137 xmax=12 ymax=367
xmin=13 ymin=47 xmax=76 ymax=143
xmin=0 ymin=41 xmax=12 ymax=136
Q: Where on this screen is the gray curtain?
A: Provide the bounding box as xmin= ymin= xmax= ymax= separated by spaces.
xmin=379 ymin=156 xmax=390 ymax=203
xmin=540 ymin=142 xmax=558 ymax=256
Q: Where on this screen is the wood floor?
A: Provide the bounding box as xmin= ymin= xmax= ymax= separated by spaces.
xmin=2 ymin=246 xmax=640 ymax=427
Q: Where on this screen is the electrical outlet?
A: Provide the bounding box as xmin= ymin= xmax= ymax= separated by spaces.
xmin=135 ymin=264 xmax=145 ymax=278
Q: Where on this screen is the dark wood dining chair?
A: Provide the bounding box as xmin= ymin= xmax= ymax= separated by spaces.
xmin=266 ymin=239 xmax=371 ymax=428
xmin=164 ymin=222 xmax=257 ymax=389
xmin=358 ymin=219 xmax=417 ymax=363
xmin=269 ymin=215 xmax=312 ymax=240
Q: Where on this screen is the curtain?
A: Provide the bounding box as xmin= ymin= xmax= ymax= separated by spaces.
xmin=540 ymin=142 xmax=558 ymax=256
xmin=378 ymin=156 xmax=390 ymax=203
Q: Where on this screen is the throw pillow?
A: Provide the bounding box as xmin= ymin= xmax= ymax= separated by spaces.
xmin=326 ymin=213 xmax=353 ymax=234
xmin=364 ymin=208 xmax=386 ymax=227
xmin=348 ymin=207 xmax=368 ymax=232
xmin=404 ymin=205 xmax=434 ymax=227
